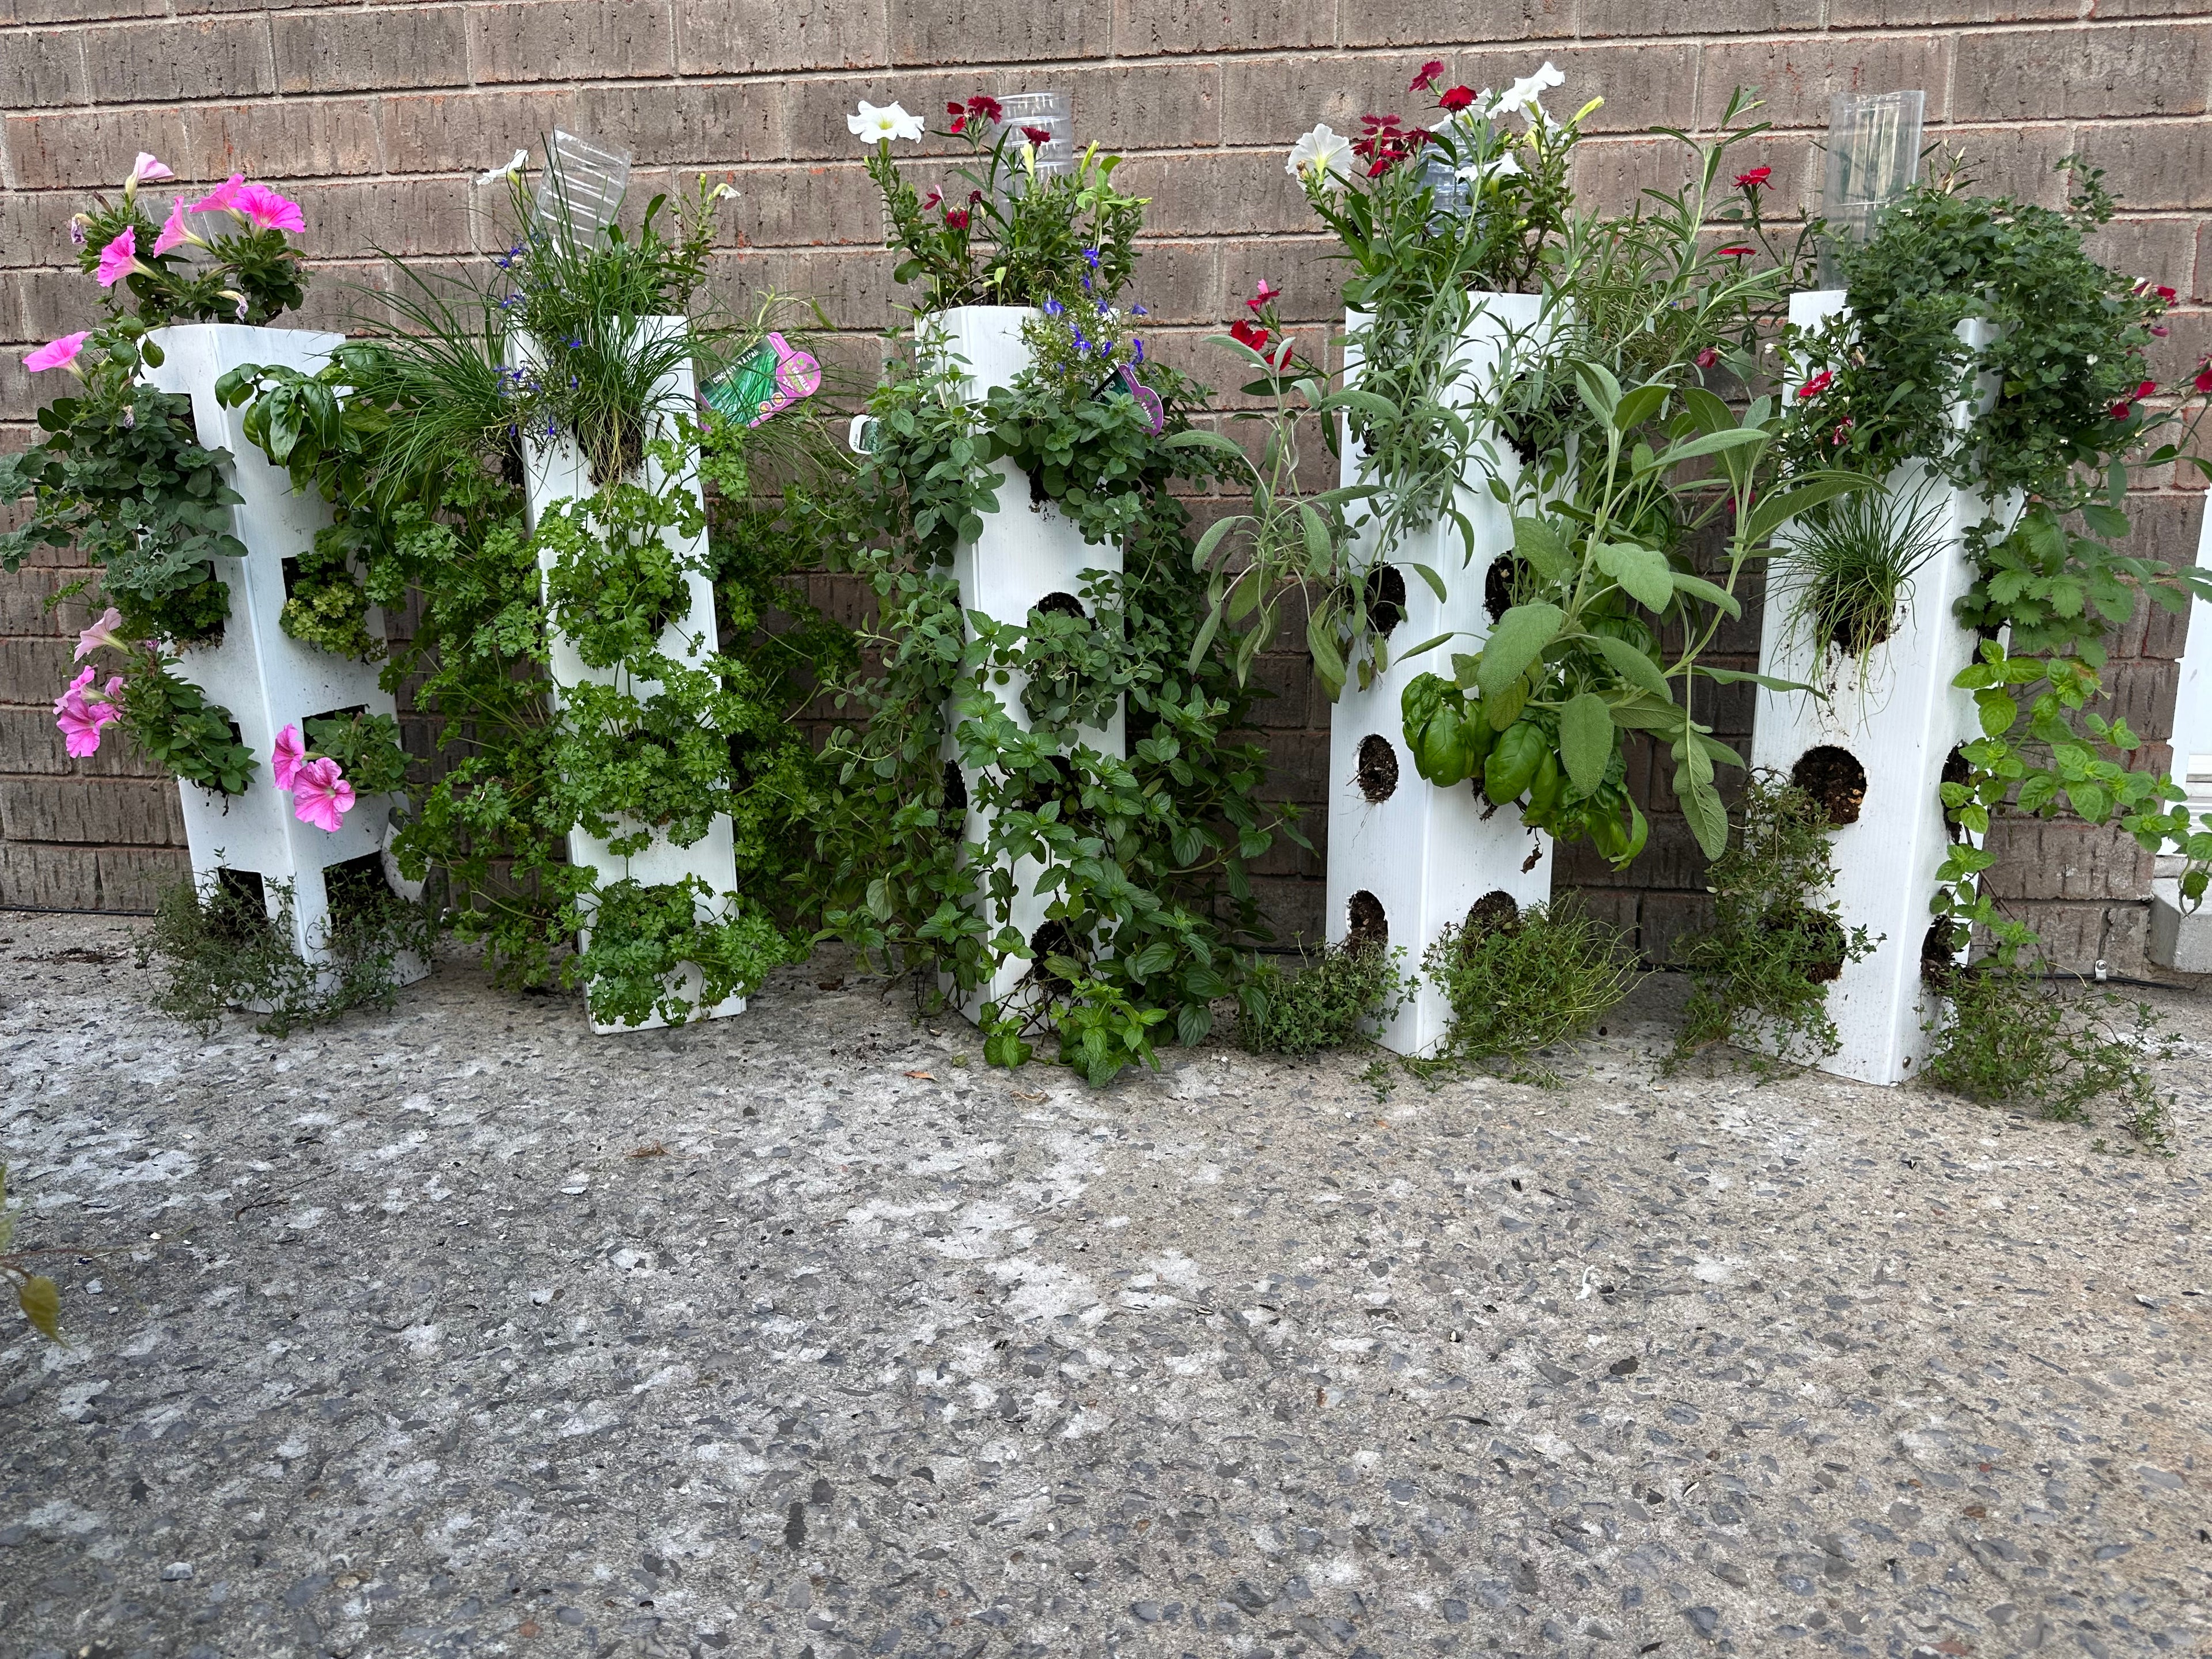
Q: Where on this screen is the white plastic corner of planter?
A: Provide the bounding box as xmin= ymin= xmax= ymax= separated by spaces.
xmin=1325 ymin=294 xmax=1555 ymax=1058
xmin=514 ymin=317 xmax=745 ymax=1032
xmin=142 ymin=323 xmax=427 ymax=996
xmin=1748 ymin=290 xmax=2001 ymax=1085
xmin=923 ymin=306 xmax=1127 ymax=1021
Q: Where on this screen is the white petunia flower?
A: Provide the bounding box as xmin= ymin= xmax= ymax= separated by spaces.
xmin=848 ymin=100 xmax=926 ymax=146
xmin=1286 ymin=123 xmax=1353 ymax=188
xmin=478 ymin=149 xmax=530 ymax=185
xmin=1457 ymin=151 xmax=1525 ymax=184
xmin=1496 ymin=60 xmax=1566 ymax=124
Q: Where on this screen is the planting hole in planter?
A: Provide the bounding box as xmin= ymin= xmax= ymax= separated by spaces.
xmin=1355 ymin=734 xmax=1400 ymax=803
xmin=304 ymin=703 xmax=368 ymax=728
xmin=1034 ymin=591 xmax=1087 ymax=620
xmin=1017 ymin=754 xmax=1081 ymax=814
xmin=1465 ymin=888 xmax=1521 ymax=940
xmin=1919 ymin=917 xmax=1960 ymax=988
xmin=941 ymin=759 xmax=969 ymax=828
xmin=1364 ymin=565 xmax=1406 ymax=637
xmin=1788 ymin=907 xmax=1849 ymax=984
xmin=1940 ymin=744 xmax=1971 ymax=837
xmin=325 ymin=852 xmax=395 ymax=928
xmin=1485 ymin=556 xmax=1524 ymax=624
xmin=1028 ymin=919 xmax=1078 ymax=990
xmin=208 ymin=868 xmax=269 ymax=942
xmin=1345 ymin=889 xmax=1389 ymax=956
xmin=1790 ymin=745 xmax=1867 ymax=827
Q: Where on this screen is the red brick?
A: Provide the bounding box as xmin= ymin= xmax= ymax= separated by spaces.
xmin=1954 ymin=22 xmax=2212 ymax=122
xmin=469 ymin=0 xmax=674 ymax=85
xmin=5 ymin=107 xmax=193 ymax=191
xmin=1118 ymin=0 xmax=1334 ymax=56
xmin=83 ymin=16 xmax=276 ymax=103
xmin=0 ymin=26 xmax=88 ymax=109
xmin=184 ymin=98 xmax=386 ymax=185
xmin=674 ymin=0 xmax=884 ymax=75
xmin=274 ymin=7 xmax=470 ymax=96
xmin=1581 ymin=0 xmax=1820 ymax=35
xmin=0 ymin=838 xmax=184 ymax=911
xmin=0 ymin=775 xmax=184 ymax=843
xmin=888 ymin=0 xmax=1108 ymax=67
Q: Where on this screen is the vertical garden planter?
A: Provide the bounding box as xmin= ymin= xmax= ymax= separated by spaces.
xmin=923 ymin=305 xmax=1127 ymax=1019
xmin=143 ymin=324 xmax=426 ymax=997
xmin=1749 ymin=290 xmax=2000 ymax=1085
xmin=515 ymin=316 xmax=745 ymax=1034
xmin=1325 ymin=294 xmax=1554 ymax=1056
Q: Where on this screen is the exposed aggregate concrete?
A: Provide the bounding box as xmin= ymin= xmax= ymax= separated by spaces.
xmin=1 ymin=909 xmax=2208 ymax=1659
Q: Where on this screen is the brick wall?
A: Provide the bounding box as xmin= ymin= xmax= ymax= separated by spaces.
xmin=3 ymin=1 xmax=2207 ymax=971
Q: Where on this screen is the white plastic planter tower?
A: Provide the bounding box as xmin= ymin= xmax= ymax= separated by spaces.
xmin=1749 ymin=291 xmax=2003 ymax=1085
xmin=1326 ymin=294 xmax=1554 ymax=1056
xmin=924 ymin=306 xmax=1126 ymax=1021
xmin=515 ymin=317 xmax=745 ymax=1033
xmin=144 ymin=324 xmax=426 ymax=995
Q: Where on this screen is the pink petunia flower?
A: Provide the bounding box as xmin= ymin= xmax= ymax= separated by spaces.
xmin=95 ymin=228 xmax=142 ymax=288
xmin=127 ymin=152 xmax=173 ymax=188
xmin=74 ymin=605 xmax=126 ymax=661
xmin=228 ymin=181 xmax=306 ymax=235
xmin=190 ymin=173 xmax=250 ymax=216
xmin=290 ymin=756 xmax=355 ymax=833
xmin=24 ymin=331 xmax=90 ymax=373
xmin=54 ymin=666 xmax=121 ymax=759
xmin=153 ymin=199 xmax=200 ymax=257
xmin=271 ymin=723 xmax=307 ymax=790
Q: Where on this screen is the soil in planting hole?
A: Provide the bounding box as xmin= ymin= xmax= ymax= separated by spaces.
xmin=1485 ymin=555 xmax=1524 ymax=624
xmin=1940 ymin=744 xmax=1971 ymax=837
xmin=208 ymin=868 xmax=270 ymax=945
xmin=1465 ymin=888 xmax=1522 ymax=941
xmin=1365 ymin=565 xmax=1406 ymax=637
xmin=1786 ymin=907 xmax=1849 ymax=984
xmin=1034 ymin=591 xmax=1087 ymax=620
xmin=1824 ymin=594 xmax=1895 ymax=660
xmin=1016 ymin=755 xmax=1082 ymax=816
xmin=1028 ymin=920 xmax=1080 ymax=990
xmin=1791 ymin=744 xmax=1868 ymax=827
xmin=325 ymin=852 xmax=397 ymax=930
xmin=1345 ymin=889 xmax=1389 ymax=956
xmin=1356 ymin=734 xmax=1400 ymax=803
xmin=1920 ymin=917 xmax=1961 ymax=989
xmin=941 ymin=759 xmax=969 ymax=830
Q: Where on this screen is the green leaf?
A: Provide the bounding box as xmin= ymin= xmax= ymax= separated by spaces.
xmin=1189 ymin=511 xmax=1240 ymax=573
xmin=1298 ymin=503 xmax=1331 ymax=578
xmin=1559 ymin=692 xmax=1612 ymax=794
xmin=1676 ymin=754 xmax=1729 ymax=860
xmin=1669 ymin=572 xmax=1741 ymax=618
xmin=1656 ymin=427 xmax=1772 ymax=467
xmin=1743 ymin=471 xmax=1880 ymax=547
xmin=1594 ymin=541 xmax=1675 ymax=611
xmin=1475 ymin=603 xmax=1565 ymax=699
xmin=1699 ymin=665 xmax=1810 ymax=693
xmin=16 ymin=1274 xmax=59 ymax=1341
xmin=1590 ymin=632 xmax=1673 ymax=699
xmin=1307 ymin=611 xmax=1347 ymax=700
xmin=1613 ymin=383 xmax=1671 ymax=434
xmin=1512 ymin=515 xmax=1572 ymax=581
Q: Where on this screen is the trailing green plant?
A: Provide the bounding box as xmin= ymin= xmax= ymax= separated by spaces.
xmin=1674 ymin=773 xmax=1876 ymax=1072
xmin=1785 ymin=156 xmax=2212 ymax=952
xmin=572 ymin=876 xmax=797 ymax=1029
xmin=1922 ymin=964 xmax=2173 ymax=1150
xmin=854 ymin=94 xmax=1145 ymax=311
xmin=1289 ymin=61 xmax=1596 ymax=560
xmin=1422 ymin=893 xmax=1635 ymax=1068
xmin=1771 ymin=478 xmax=1946 ymax=684
xmin=140 ymin=868 xmax=434 ymax=1038
xmin=1235 ymin=942 xmax=1412 ymax=1057
xmin=820 ymin=343 xmax=1296 ymax=1084
xmin=218 ymin=208 xmax=853 ymax=998
xmin=107 ymin=645 xmax=257 ymax=794
xmin=0 ymin=321 xmax=242 ymax=647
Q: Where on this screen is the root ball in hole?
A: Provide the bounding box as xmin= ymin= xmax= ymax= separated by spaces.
xmin=1485 ymin=556 xmax=1524 ymax=624
xmin=941 ymin=759 xmax=969 ymax=827
xmin=1790 ymin=744 xmax=1867 ymax=827
xmin=1345 ymin=889 xmax=1389 ymax=956
xmin=1464 ymin=889 xmax=1521 ymax=941
xmin=1355 ymin=734 xmax=1400 ymax=803
xmin=1034 ymin=591 xmax=1086 ymax=619
xmin=1364 ymin=565 xmax=1406 ymax=637
xmin=1920 ymin=917 xmax=1961 ymax=988
xmin=1028 ymin=920 xmax=1079 ymax=990
xmin=1785 ymin=907 xmax=1849 ymax=984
